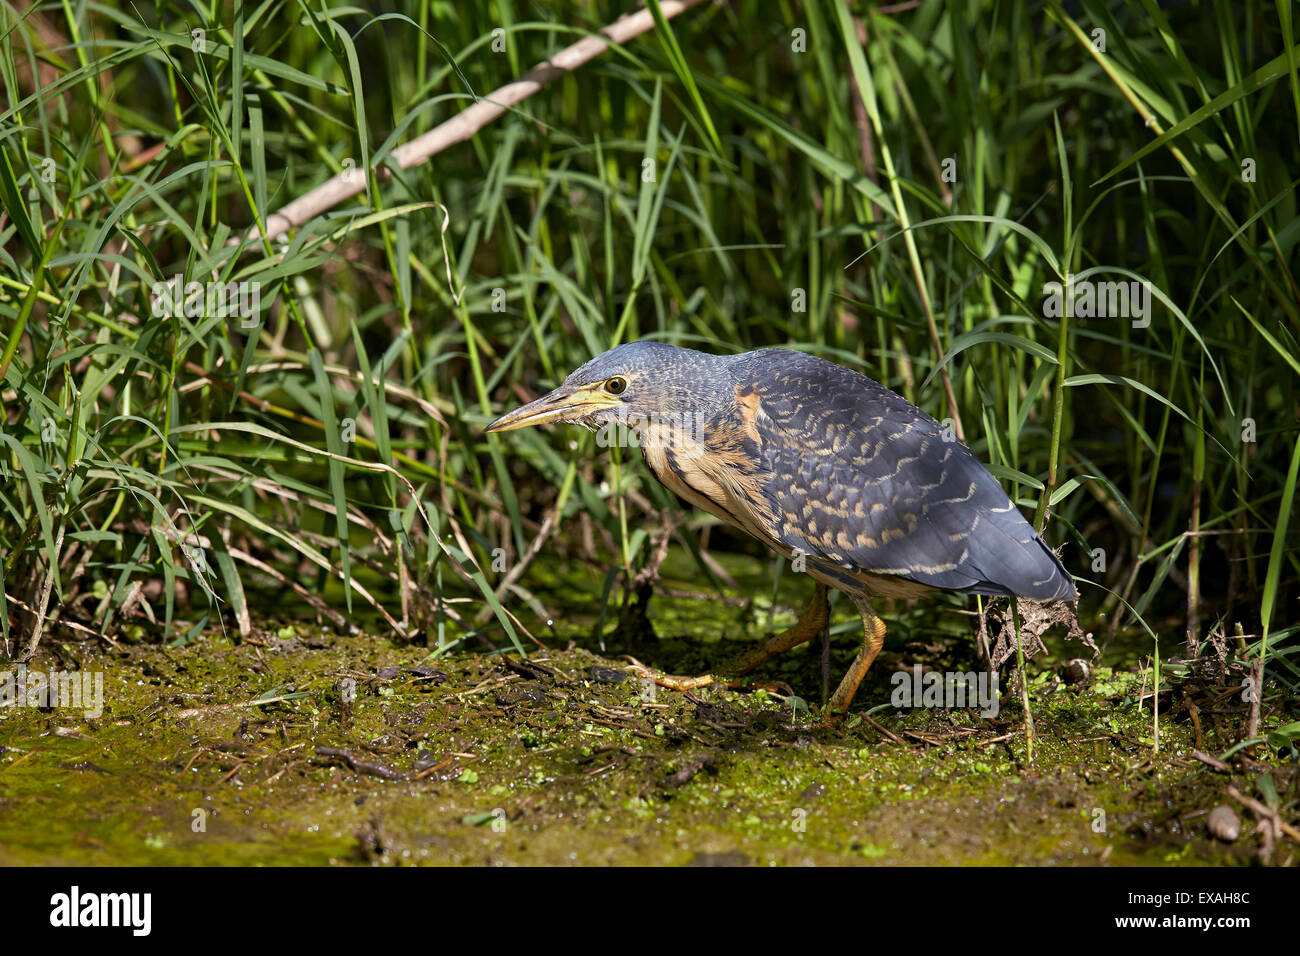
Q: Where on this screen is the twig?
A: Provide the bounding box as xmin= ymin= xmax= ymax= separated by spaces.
xmin=1226 ymin=784 xmax=1300 ymax=843
xmin=864 ymin=714 xmax=906 ymax=745
xmin=1012 ymin=597 xmax=1035 ymax=763
xmin=315 ymin=746 xmax=408 ymax=781
xmin=476 ymin=508 xmax=557 ymax=624
xmin=174 ymin=694 xmax=304 ymax=718
xmin=3 ymin=591 xmax=122 ymax=650
xmin=17 ymin=522 xmax=64 ymax=662
xmin=245 ymin=0 xmax=709 ymax=243
xmin=1247 ymin=658 xmax=1263 ymax=740
xmin=1192 ymin=750 xmax=1230 ymax=773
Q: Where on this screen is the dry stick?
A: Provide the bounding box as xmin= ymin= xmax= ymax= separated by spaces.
xmin=1187 ymin=484 xmax=1201 ymax=661
xmin=4 ymin=591 xmax=121 ymax=648
xmin=174 ymin=695 xmax=306 ymax=719
xmin=1247 ymin=657 xmax=1263 ymax=740
xmin=864 ymin=714 xmax=907 ymax=746
xmin=1012 ymin=598 xmax=1035 ymax=764
xmin=475 ymin=508 xmax=558 ymax=624
xmin=1192 ymin=750 xmax=1230 ymax=772
xmin=244 ymin=0 xmax=710 ymax=244
xmin=632 ymin=510 xmax=678 ymax=590
xmin=1226 ymin=784 xmax=1300 ymax=843
xmin=233 ymin=361 xmax=446 ymax=423
xmin=19 ymin=523 xmax=65 ymax=662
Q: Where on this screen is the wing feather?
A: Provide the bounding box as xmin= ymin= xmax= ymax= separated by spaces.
xmin=729 ymin=349 xmax=1074 ymax=601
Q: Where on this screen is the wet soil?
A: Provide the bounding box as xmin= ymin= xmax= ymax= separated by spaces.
xmin=1 ymin=562 xmax=1292 ymax=866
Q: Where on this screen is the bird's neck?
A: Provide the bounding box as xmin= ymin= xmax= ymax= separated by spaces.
xmin=635 ymin=408 xmax=777 ymax=546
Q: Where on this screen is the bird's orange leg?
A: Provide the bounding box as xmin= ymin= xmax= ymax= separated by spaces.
xmin=728 ymin=582 xmax=830 ymax=676
xmin=625 ymin=583 xmax=829 ymax=694
xmin=821 ymin=597 xmax=886 ymax=727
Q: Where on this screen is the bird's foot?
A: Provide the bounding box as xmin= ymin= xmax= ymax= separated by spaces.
xmin=622 ymin=657 xmax=792 ymax=696
xmin=817 ymin=707 xmax=847 ymax=730
xmin=622 ymin=656 xmax=720 ymax=692
xmin=812 ymin=599 xmax=888 ymax=731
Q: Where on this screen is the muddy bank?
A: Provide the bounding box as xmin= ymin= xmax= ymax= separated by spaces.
xmin=0 ymin=601 xmax=1289 ymax=865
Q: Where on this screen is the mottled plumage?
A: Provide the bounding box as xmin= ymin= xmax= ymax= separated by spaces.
xmin=728 ymin=349 xmax=1074 ymax=602
xmin=486 ymin=340 xmax=1075 ymax=723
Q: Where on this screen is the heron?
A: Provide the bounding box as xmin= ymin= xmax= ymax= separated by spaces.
xmin=486 ymin=341 xmax=1075 ymax=725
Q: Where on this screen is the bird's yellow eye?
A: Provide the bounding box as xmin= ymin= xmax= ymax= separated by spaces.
xmin=605 ymin=376 xmax=628 ymax=395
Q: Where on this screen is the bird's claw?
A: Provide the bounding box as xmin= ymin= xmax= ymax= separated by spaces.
xmin=817 ymin=709 xmax=847 ymax=730
xmin=622 ymin=655 xmax=719 ymax=692
xmin=622 ymin=657 xmax=798 ymax=699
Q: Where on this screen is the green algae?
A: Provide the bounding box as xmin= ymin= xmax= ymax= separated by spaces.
xmin=0 ymin=559 xmax=1290 ymax=866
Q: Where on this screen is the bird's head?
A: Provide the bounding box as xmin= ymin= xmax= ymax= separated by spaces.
xmin=485 ymin=341 xmax=729 ymax=436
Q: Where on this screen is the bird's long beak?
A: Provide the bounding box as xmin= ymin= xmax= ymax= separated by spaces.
xmin=484 ymin=384 xmax=621 ymax=433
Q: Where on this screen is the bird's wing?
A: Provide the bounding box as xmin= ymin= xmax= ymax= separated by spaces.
xmin=737 ymin=351 xmax=1074 ymax=601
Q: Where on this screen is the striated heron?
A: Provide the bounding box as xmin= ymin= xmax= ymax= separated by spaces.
xmin=486 ymin=342 xmax=1075 ymax=724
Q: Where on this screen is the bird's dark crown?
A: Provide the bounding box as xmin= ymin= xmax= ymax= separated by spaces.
xmin=561 ymin=342 xmax=731 ymax=423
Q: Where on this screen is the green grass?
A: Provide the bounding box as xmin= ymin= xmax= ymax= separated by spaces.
xmin=0 ymin=0 xmax=1296 ymax=725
